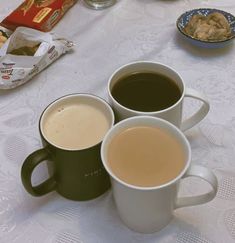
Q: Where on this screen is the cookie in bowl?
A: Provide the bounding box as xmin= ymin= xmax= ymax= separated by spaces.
xmin=176 ymin=8 xmax=235 ymax=48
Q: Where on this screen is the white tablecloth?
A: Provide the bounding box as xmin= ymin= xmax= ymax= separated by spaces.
xmin=1 ymin=0 xmax=235 ymax=242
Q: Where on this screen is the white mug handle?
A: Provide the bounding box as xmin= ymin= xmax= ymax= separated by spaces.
xmin=181 ymin=88 xmax=210 ymax=131
xmin=174 ymin=165 xmax=218 ymax=209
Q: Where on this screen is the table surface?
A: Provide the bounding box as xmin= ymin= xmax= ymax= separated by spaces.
xmin=1 ymin=0 xmax=235 ymax=242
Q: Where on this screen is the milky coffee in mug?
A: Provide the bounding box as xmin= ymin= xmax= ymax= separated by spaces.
xmin=21 ymin=94 xmax=115 ymax=201
xmin=107 ymin=125 xmax=185 ymax=187
xmin=43 ymin=100 xmax=110 ymax=150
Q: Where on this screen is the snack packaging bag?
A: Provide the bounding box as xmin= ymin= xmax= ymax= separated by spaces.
xmin=0 ymin=27 xmax=73 ymax=89
xmin=1 ymin=0 xmax=77 ymax=32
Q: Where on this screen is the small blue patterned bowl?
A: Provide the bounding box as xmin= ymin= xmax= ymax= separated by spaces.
xmin=176 ymin=8 xmax=235 ymax=48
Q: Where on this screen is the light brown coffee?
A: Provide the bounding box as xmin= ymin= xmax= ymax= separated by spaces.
xmin=43 ymin=101 xmax=110 ymax=150
xmin=107 ymin=126 xmax=185 ymax=187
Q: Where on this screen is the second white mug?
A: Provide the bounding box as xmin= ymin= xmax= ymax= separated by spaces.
xmin=101 ymin=116 xmax=218 ymax=233
xmin=108 ymin=61 xmax=209 ymax=131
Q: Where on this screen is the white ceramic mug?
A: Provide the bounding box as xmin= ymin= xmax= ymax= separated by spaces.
xmin=108 ymin=61 xmax=210 ymax=131
xmin=101 ymin=116 xmax=218 ymax=233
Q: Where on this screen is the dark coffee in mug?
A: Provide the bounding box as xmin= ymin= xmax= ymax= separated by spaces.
xmin=107 ymin=126 xmax=185 ymax=187
xmin=111 ymin=72 xmax=181 ymax=112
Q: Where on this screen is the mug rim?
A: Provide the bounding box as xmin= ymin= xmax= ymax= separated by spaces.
xmin=39 ymin=93 xmax=115 ymax=152
xmin=108 ymin=61 xmax=186 ymax=115
xmin=101 ymin=116 xmax=191 ymax=191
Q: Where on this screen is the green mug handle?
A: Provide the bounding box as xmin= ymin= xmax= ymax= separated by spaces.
xmin=21 ymin=148 xmax=57 ymax=196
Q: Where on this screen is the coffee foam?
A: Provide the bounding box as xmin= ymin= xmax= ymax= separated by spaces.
xmin=42 ymin=96 xmax=111 ymax=150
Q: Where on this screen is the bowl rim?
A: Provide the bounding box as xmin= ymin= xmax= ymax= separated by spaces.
xmin=176 ymin=8 xmax=235 ymax=44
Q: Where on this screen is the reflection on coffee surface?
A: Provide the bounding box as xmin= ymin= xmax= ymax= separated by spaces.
xmin=111 ymin=72 xmax=181 ymax=112
xmin=43 ymin=102 xmax=110 ymax=150
xmin=107 ymin=126 xmax=185 ymax=187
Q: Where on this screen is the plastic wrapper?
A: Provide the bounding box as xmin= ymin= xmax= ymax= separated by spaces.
xmin=0 ymin=27 xmax=73 ymax=89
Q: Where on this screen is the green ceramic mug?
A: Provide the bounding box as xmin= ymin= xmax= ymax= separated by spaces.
xmin=21 ymin=94 xmax=115 ymax=201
